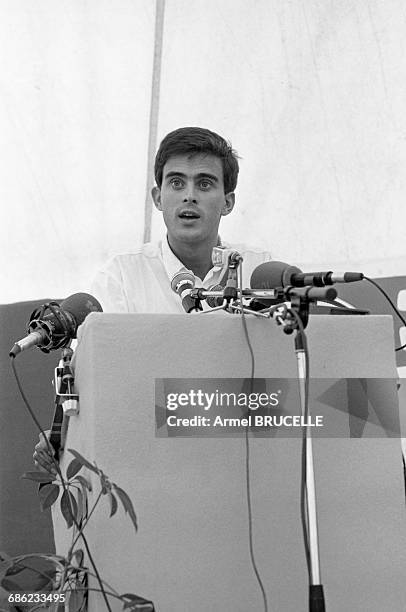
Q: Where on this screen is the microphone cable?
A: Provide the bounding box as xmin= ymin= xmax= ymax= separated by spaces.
xmin=363 ymin=277 xmax=406 ymax=351
xmin=238 ymin=263 xmax=269 ymax=612
xmin=238 ymin=267 xmax=314 ymax=604
xmin=10 ymin=356 xmax=56 ymax=466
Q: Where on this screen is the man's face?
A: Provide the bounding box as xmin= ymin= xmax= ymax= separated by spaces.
xmin=152 ymin=153 xmax=235 ymax=246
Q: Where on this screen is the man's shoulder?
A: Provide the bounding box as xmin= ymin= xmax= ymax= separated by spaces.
xmin=99 ymin=241 xmax=163 ymax=271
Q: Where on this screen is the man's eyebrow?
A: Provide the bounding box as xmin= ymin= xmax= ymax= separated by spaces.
xmin=164 ymin=171 xmax=187 ymax=180
xmin=164 ymin=171 xmax=219 ymax=182
xmin=195 ymin=173 xmax=219 ymax=182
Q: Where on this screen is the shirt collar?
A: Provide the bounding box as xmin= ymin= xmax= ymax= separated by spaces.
xmin=161 ymin=235 xmax=188 ymax=281
xmin=161 ymin=235 xmax=225 ymax=286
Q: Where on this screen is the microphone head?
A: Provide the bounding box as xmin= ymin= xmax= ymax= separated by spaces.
xmin=60 ymin=293 xmax=103 ymax=334
xmin=171 ymin=270 xmax=195 ymax=295
xmin=250 ymin=261 xmax=302 ymax=289
xmin=206 ymin=284 xmax=224 ymax=308
xmin=25 ymin=292 xmax=103 ymax=353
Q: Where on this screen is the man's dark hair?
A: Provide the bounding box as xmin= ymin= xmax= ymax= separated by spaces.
xmin=154 ymin=127 xmax=239 ymax=194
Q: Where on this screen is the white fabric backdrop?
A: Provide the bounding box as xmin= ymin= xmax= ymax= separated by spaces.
xmin=2 ymin=0 xmax=406 ymax=303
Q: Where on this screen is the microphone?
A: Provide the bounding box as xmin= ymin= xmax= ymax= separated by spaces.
xmin=9 ymin=293 xmax=103 ymax=357
xmin=211 ymin=247 xmax=243 ymax=268
xmin=171 ymin=271 xmax=202 ymax=313
xmin=206 ymin=284 xmax=225 ymax=308
xmin=251 ymin=261 xmax=364 ymax=290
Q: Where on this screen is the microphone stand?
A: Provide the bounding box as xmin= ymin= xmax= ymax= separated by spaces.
xmin=189 ymin=280 xmax=331 ymax=610
xmin=50 ymin=345 xmax=79 ymax=458
xmin=186 ymin=261 xmax=337 ymax=609
xmin=279 ymin=286 xmax=333 ymax=612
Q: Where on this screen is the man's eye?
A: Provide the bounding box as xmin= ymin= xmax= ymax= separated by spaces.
xmin=199 ymin=180 xmax=212 ymax=190
xmin=170 ymin=178 xmax=184 ymax=189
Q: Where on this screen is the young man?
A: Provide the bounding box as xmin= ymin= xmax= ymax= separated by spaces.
xmin=90 ymin=126 xmax=270 ymax=313
xmin=33 ymin=126 xmax=270 ymax=471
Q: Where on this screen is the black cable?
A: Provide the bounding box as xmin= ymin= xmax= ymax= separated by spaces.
xmin=402 ymin=453 xmax=406 ymax=506
xmin=10 ymin=356 xmax=57 ymax=464
xmin=363 ymin=277 xmax=406 ymax=351
xmin=239 ymin=266 xmax=269 ymax=612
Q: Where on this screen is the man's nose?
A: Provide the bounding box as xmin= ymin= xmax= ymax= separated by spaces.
xmin=183 ymin=184 xmax=198 ymax=204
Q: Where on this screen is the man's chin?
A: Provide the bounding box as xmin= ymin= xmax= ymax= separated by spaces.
xmin=173 ymin=227 xmax=205 ymax=242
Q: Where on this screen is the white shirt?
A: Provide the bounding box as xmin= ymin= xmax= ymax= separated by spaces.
xmin=91 ymin=238 xmax=271 ymax=314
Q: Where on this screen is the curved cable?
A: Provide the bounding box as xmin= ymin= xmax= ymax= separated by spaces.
xmin=238 ymin=264 xmax=269 ymax=612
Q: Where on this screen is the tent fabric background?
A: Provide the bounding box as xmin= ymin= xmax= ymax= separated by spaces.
xmin=1 ymin=0 xmax=406 ymax=303
xmin=2 ymin=0 xmax=406 ymax=574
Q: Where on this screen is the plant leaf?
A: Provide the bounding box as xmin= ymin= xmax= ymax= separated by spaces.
xmin=60 ymin=490 xmax=78 ymax=528
xmin=68 ymin=588 xmax=85 ymax=612
xmin=123 ymin=603 xmax=155 ymax=611
xmin=39 ymin=483 xmax=60 ymax=511
xmin=0 ymin=552 xmax=13 ymax=581
xmin=71 ymin=549 xmax=84 ymax=568
xmin=113 ymin=485 xmax=138 ymax=531
xmin=121 ymin=593 xmax=155 ymax=611
xmin=1 ymin=555 xmax=58 ymax=593
xmin=67 ymin=449 xmax=98 ymax=474
xmin=67 ymin=458 xmax=83 ymax=479
xmin=21 ymin=471 xmax=56 ymax=483
xmin=74 ymin=475 xmax=92 ymax=491
xmin=75 ymin=488 xmax=84 ymax=524
xmin=100 ymin=472 xmax=110 ymax=495
xmin=108 ymin=492 xmax=118 ymax=518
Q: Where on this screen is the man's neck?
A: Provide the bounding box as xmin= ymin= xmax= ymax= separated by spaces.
xmin=167 ymin=235 xmax=219 ymax=280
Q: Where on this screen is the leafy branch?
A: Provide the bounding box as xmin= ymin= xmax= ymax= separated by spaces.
xmin=1 ymin=449 xmax=153 ymax=611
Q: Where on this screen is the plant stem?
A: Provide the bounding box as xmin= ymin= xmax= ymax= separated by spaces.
xmin=68 ymin=489 xmax=103 ymax=553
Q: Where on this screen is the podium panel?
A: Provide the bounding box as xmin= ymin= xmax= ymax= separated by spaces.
xmin=53 ymin=314 xmax=406 ymax=611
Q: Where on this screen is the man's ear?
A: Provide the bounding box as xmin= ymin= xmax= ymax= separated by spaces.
xmin=221 ymin=192 xmax=235 ymax=216
xmin=151 ymin=186 xmax=162 ymax=211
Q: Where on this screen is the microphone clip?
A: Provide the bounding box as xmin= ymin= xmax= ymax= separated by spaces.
xmin=273 ymin=285 xmax=338 ymax=333
xmin=53 ymin=346 xmax=79 ymax=416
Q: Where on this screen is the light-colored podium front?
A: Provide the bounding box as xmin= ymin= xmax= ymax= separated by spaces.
xmin=53 ymin=313 xmax=406 ymax=611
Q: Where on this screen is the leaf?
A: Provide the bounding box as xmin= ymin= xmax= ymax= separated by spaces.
xmin=1 ymin=555 xmax=58 ymax=593
xmin=113 ymin=485 xmax=138 ymax=531
xmin=60 ymin=490 xmax=78 ymax=529
xmin=108 ymin=492 xmax=118 ymax=518
xmin=123 ymin=603 xmax=154 ymax=611
xmin=78 ymin=487 xmax=88 ymax=525
xmin=74 ymin=475 xmax=92 ymax=491
xmin=67 ymin=458 xmax=83 ymax=480
xmin=121 ymin=593 xmax=155 ymax=611
xmin=0 ymin=553 xmax=13 ymax=581
xmin=71 ymin=549 xmax=84 ymax=568
xmin=39 ymin=483 xmax=60 ymax=511
xmin=67 ymin=449 xmax=98 ymax=474
xmin=68 ymin=588 xmax=85 ymax=612
xmin=100 ymin=472 xmax=113 ymax=496
xmin=1 ymin=576 xmax=22 ymax=592
xmin=21 ymin=471 xmax=56 ymax=483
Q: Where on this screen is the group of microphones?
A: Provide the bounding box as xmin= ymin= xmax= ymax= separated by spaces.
xmin=9 ymin=249 xmax=364 ymax=357
xmin=171 ymin=247 xmax=364 ymax=314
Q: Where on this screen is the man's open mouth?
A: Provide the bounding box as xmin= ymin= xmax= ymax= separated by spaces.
xmin=178 ymin=210 xmax=200 ymax=219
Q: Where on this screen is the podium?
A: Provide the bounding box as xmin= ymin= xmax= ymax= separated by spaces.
xmin=53 ymin=313 xmax=406 ymax=611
